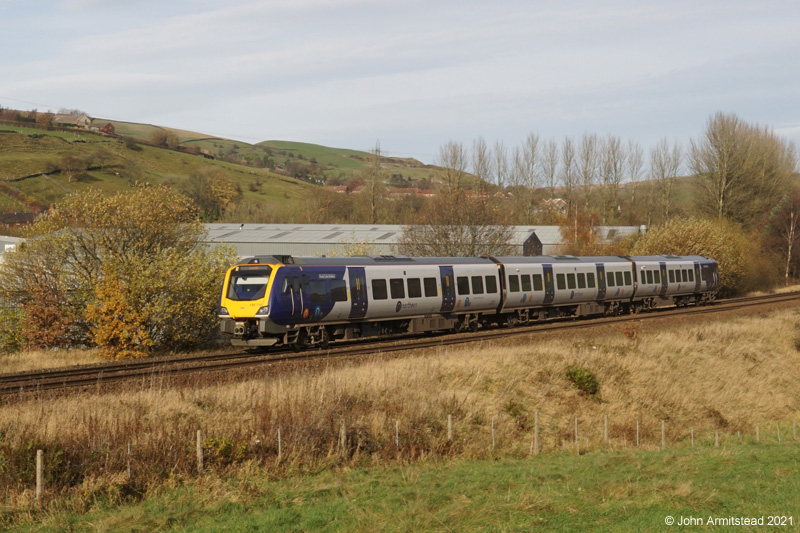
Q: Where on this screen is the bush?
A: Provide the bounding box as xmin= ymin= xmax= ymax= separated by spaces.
xmin=566 ymin=366 xmax=599 ymax=396
xmin=0 ymin=308 xmax=23 ymax=353
xmin=630 ymin=217 xmax=751 ymax=297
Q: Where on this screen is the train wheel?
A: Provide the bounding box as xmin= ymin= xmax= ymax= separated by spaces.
xmin=318 ymin=328 xmax=330 ymax=349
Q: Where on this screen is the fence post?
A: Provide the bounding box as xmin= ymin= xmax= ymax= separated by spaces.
xmin=636 ymin=420 xmax=640 ymax=448
xmin=691 ymin=429 xmax=694 ymax=448
xmin=491 ymin=417 xmax=495 ymax=451
xmin=339 ymin=420 xmax=347 ymax=457
xmin=715 ymin=431 xmax=719 ymax=447
xmin=447 ymin=415 xmax=453 ymax=442
xmin=277 ymin=428 xmax=282 ymax=460
xmin=35 ymin=449 xmax=43 ymax=504
xmin=395 ymin=420 xmax=399 ymax=449
xmin=794 ymin=419 xmax=797 ymax=442
xmin=756 ymin=425 xmax=760 ymax=444
xmin=777 ymin=423 xmax=781 ymax=444
xmin=604 ymin=415 xmax=609 ymax=445
xmin=661 ymin=421 xmax=666 ymax=450
xmin=196 ymin=430 xmax=204 ymax=474
xmin=574 ymin=415 xmax=579 ymax=452
xmin=534 ymin=410 xmax=540 ymax=455
xmin=127 ymin=443 xmax=131 ymax=480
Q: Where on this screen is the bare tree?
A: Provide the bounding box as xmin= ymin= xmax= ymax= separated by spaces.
xmin=542 ymin=139 xmax=560 ymax=199
xmin=650 ymin=138 xmax=683 ymax=223
xmin=600 ymin=134 xmax=625 ymax=222
xmin=559 ymin=136 xmax=577 ymax=215
xmin=492 ymin=140 xmax=509 ymax=189
xmin=398 ymin=192 xmax=514 ymax=257
xmin=764 ymin=190 xmax=800 ymax=283
xmin=577 ymin=133 xmax=599 ymax=211
xmin=625 ymin=139 xmax=644 ymax=215
xmin=471 ymin=137 xmax=491 ymax=184
xmin=436 ymin=141 xmax=469 ymax=193
xmin=690 ymin=112 xmax=795 ymax=227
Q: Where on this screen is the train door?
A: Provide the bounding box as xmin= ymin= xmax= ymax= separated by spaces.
xmin=348 ymin=267 xmax=368 ymax=319
xmin=279 ymin=267 xmax=304 ymax=323
xmin=693 ymin=263 xmax=702 ymax=292
xmin=543 ymin=264 xmax=555 ymax=304
xmin=439 ymin=266 xmax=455 ymax=313
xmin=595 ymin=263 xmax=607 ymax=301
xmin=660 ymin=262 xmax=668 ymax=296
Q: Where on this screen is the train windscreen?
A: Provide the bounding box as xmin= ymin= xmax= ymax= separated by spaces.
xmin=226 ymin=266 xmax=273 ymax=301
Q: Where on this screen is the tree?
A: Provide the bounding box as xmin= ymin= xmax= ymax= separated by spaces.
xmin=182 ymin=168 xmax=242 ymax=221
xmin=436 ymin=141 xmax=468 ymax=193
xmin=690 ymin=112 xmax=796 ymax=228
xmin=763 ymin=190 xmax=800 ymax=284
xmin=398 ymin=191 xmax=514 ymax=257
xmin=649 ymin=138 xmax=682 ymax=223
xmin=471 ymin=137 xmax=491 ymax=183
xmin=0 ymin=185 xmax=235 ymax=354
xmin=629 ymin=217 xmax=751 ymax=297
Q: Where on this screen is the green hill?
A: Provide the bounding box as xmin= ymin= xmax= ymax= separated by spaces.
xmin=0 ymin=117 xmax=443 ymax=224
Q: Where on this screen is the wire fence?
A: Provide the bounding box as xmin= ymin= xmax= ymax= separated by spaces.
xmin=21 ymin=411 xmax=799 ymax=506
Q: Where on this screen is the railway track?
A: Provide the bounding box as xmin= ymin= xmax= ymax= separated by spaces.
xmin=3 ymin=290 xmax=799 ymax=399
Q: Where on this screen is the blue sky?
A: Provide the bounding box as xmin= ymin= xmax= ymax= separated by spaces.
xmin=1 ymin=0 xmax=798 ymax=163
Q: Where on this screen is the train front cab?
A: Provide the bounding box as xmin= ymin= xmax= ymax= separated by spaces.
xmin=218 ymin=261 xmax=288 ymax=347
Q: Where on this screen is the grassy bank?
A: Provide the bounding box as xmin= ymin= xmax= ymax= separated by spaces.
xmin=16 ymin=445 xmax=800 ymax=532
xmin=2 ymin=306 xmax=800 ymax=528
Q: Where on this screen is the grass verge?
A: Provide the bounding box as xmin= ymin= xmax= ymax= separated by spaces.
xmin=16 ymin=444 xmax=800 ymax=532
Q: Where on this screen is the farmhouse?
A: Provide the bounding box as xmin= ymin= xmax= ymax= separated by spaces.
xmin=53 ymin=114 xmax=92 ymax=129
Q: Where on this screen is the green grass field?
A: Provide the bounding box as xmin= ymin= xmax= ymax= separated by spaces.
xmin=17 ymin=444 xmax=799 ymax=532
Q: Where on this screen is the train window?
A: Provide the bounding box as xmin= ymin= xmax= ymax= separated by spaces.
xmin=372 ymin=279 xmax=388 ymax=300
xmin=457 ymin=276 xmax=470 ymax=295
xmin=646 ymin=270 xmax=653 ymax=284
xmin=310 ymin=280 xmax=327 ymax=303
xmin=407 ymin=278 xmax=422 ymax=298
xmin=521 ymin=274 xmax=532 ymax=292
xmin=576 ymin=273 xmax=585 ymax=289
xmin=424 ymin=277 xmax=438 ymax=297
xmin=532 ymin=274 xmax=543 ymax=291
xmin=509 ymin=275 xmax=520 ymax=292
xmin=688 ymin=269 xmax=694 ymax=282
xmin=390 ymin=278 xmax=405 ymax=299
xmin=587 ymin=273 xmax=595 ymax=288
xmin=567 ymin=273 xmax=576 ymax=289
xmin=700 ymin=268 xmax=707 ymax=282
xmin=472 ymin=276 xmax=484 ymax=295
xmin=331 ymin=280 xmax=347 ymax=302
xmin=485 ymin=276 xmax=498 ymax=293
xmin=654 ymin=270 xmax=661 ymax=284
xmin=624 ymin=271 xmax=632 ymax=286
xmin=556 ymin=273 xmax=566 ymax=290
xmin=228 ymin=268 xmax=272 ymax=301
xmin=669 ymin=270 xmax=675 ymax=283
xmin=607 ymin=272 xmax=615 ymax=287
xmin=682 ymin=269 xmax=688 ymax=282
xmin=615 ymin=271 xmax=623 ymax=286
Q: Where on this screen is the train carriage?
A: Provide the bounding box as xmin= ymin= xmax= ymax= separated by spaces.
xmin=218 ymin=253 xmax=719 ymax=350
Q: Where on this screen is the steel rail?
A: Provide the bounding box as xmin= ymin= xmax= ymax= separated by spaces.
xmin=2 ymin=291 xmax=799 ymax=398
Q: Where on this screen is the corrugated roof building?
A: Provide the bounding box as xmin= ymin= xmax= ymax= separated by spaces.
xmin=203 ymin=224 xmax=645 ymax=259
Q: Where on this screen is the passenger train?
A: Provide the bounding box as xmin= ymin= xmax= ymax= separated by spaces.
xmin=218 ymin=254 xmax=719 ymax=349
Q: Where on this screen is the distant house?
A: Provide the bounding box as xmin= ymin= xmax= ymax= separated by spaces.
xmin=98 ymin=122 xmax=116 ymax=135
xmin=53 ymin=114 xmax=91 ymax=129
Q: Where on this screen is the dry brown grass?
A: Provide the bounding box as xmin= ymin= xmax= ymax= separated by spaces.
xmin=2 ymin=307 xmax=800 ymax=515
xmin=0 ymin=348 xmax=104 ymax=374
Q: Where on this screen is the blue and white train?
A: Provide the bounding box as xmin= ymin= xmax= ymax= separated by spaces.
xmin=218 ymin=254 xmax=719 ymax=349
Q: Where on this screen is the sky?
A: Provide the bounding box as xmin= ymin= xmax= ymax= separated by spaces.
xmin=1 ymin=0 xmax=799 ymax=164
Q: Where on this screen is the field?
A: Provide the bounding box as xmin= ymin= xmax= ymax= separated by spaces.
xmin=2 ymin=304 xmax=800 ymax=530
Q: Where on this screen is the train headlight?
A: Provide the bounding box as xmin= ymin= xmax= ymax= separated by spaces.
xmin=217 ymin=306 xmax=230 ymax=317
xmin=255 ymin=306 xmax=270 ymax=317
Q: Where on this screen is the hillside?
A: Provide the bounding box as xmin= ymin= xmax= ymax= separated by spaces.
xmin=0 ymin=117 xmax=445 ymax=225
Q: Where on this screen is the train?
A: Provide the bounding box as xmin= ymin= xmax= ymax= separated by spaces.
xmin=218 ymin=254 xmax=719 ymax=349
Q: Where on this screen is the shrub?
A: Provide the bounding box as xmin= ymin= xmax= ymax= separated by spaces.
xmin=566 ymin=366 xmax=600 ymax=396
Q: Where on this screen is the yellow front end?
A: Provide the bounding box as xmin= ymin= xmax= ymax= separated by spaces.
xmin=218 ymin=262 xmax=283 ymax=346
